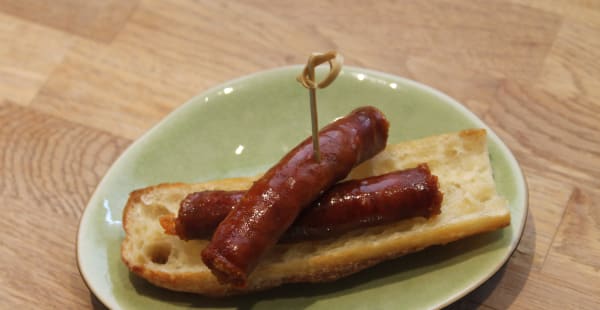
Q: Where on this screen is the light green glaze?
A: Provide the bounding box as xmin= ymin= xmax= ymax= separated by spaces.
xmin=77 ymin=66 xmax=527 ymax=310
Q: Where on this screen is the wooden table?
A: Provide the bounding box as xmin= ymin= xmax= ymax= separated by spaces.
xmin=1 ymin=1 xmax=599 ymax=309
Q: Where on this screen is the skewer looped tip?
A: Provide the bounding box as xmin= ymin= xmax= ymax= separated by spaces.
xmin=297 ymin=51 xmax=344 ymax=89
xmin=297 ymin=51 xmax=344 ymax=162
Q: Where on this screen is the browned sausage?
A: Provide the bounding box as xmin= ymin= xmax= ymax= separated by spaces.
xmin=284 ymin=164 xmax=442 ymax=241
xmin=162 ymin=164 xmax=442 ymax=241
xmin=201 ymin=106 xmax=389 ymax=287
xmin=173 ymin=190 xmax=245 ymax=240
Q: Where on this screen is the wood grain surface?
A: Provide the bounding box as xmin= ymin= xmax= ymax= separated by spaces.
xmin=1 ymin=0 xmax=599 ymax=309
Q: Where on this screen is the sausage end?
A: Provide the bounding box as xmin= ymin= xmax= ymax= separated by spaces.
xmin=202 ymin=246 xmax=248 ymax=287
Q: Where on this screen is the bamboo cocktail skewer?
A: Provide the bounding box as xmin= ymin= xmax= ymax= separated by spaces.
xmin=297 ymin=51 xmax=344 ymax=161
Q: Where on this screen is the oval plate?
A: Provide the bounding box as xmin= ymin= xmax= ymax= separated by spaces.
xmin=77 ymin=66 xmax=527 ymax=309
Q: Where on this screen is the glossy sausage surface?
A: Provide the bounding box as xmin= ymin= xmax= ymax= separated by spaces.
xmin=284 ymin=164 xmax=442 ymax=241
xmin=165 ymin=164 xmax=442 ymax=241
xmin=201 ymin=106 xmax=389 ymax=287
xmin=175 ymin=190 xmax=244 ymax=240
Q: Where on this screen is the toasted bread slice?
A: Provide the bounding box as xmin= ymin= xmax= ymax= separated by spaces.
xmin=121 ymin=129 xmax=510 ymax=296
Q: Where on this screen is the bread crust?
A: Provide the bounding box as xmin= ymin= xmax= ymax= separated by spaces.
xmin=120 ymin=129 xmax=510 ymax=297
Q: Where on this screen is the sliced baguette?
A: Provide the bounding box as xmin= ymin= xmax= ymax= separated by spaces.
xmin=121 ymin=129 xmax=510 ymax=296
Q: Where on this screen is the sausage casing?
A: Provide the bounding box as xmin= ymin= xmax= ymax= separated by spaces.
xmin=201 ymin=106 xmax=389 ymax=286
xmin=284 ymin=164 xmax=442 ymax=241
xmin=175 ymin=190 xmax=244 ymax=240
xmin=166 ymin=164 xmax=441 ymax=241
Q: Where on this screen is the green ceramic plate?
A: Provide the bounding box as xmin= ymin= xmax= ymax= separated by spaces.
xmin=77 ymin=66 xmax=527 ymax=309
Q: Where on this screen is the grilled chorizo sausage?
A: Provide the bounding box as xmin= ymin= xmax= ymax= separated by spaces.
xmin=174 ymin=190 xmax=245 ymax=240
xmin=201 ymin=106 xmax=389 ymax=287
xmin=284 ymin=164 xmax=442 ymax=241
xmin=162 ymin=164 xmax=442 ymax=241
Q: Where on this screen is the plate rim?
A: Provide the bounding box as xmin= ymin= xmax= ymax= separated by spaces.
xmin=76 ymin=65 xmax=528 ymax=309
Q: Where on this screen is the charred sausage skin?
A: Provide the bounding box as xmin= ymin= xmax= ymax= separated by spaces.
xmin=285 ymin=164 xmax=442 ymax=241
xmin=201 ymin=106 xmax=389 ymax=287
xmin=168 ymin=164 xmax=441 ymax=241
xmin=175 ymin=190 xmax=244 ymax=240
